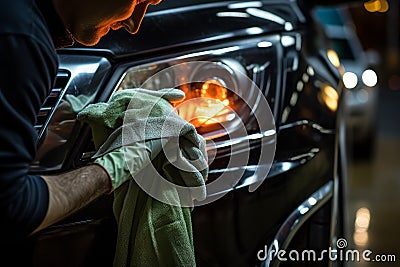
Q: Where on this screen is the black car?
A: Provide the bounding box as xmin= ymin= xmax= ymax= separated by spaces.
xmin=25 ymin=0 xmax=354 ymax=266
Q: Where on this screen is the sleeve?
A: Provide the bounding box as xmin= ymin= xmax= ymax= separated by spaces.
xmin=0 ymin=34 xmax=58 ymax=242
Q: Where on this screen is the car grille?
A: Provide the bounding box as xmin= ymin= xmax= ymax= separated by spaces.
xmin=35 ymin=71 xmax=70 ymax=140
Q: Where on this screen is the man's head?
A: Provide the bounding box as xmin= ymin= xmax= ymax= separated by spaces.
xmin=53 ymin=0 xmax=161 ymax=46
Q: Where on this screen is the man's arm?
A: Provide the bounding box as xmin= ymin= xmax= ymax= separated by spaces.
xmin=0 ymin=34 xmax=114 ymax=240
xmin=33 ymin=164 xmax=111 ymax=233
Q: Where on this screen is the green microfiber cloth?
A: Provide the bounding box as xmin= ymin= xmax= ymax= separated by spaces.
xmin=64 ymin=94 xmax=96 ymax=113
xmin=77 ymin=88 xmax=187 ymax=150
xmin=113 ymin=167 xmax=197 ymax=267
xmin=77 ymin=88 xmax=207 ymax=267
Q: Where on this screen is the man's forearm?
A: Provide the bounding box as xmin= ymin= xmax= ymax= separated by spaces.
xmin=33 ymin=164 xmax=111 ymax=233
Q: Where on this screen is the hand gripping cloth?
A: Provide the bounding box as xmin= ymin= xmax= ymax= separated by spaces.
xmin=77 ymin=88 xmax=208 ymax=267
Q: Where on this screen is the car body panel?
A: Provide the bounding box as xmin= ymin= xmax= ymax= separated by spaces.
xmin=62 ymin=1 xmax=302 ymax=58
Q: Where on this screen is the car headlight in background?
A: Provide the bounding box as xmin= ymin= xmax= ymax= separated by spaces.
xmin=327 ymin=49 xmax=341 ymax=68
xmin=343 ymin=71 xmax=358 ymax=89
xmin=319 ymin=84 xmax=339 ymax=112
xmin=342 ymin=69 xmax=378 ymax=89
xmin=362 ymin=69 xmax=378 ymax=87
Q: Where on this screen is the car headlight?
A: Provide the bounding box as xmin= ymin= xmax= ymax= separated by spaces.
xmin=362 ymin=69 xmax=378 ymax=87
xmin=342 ymin=71 xmax=358 ymax=89
xmin=327 ymin=49 xmax=341 ymax=68
xmin=115 ymin=59 xmax=258 ymax=140
xmin=114 ymin=53 xmax=277 ymax=197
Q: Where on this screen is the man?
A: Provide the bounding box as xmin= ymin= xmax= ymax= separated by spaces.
xmin=0 ymin=0 xmax=161 ymax=243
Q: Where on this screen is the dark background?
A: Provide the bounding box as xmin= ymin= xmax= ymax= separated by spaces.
xmin=343 ymin=0 xmax=399 ymax=266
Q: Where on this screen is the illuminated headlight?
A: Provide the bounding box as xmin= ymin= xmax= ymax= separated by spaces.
xmin=327 ymin=49 xmax=341 ymax=68
xmin=113 ymin=55 xmax=277 ymax=193
xmin=107 ymin=43 xmax=278 ymax=198
xmin=342 ymin=71 xmax=358 ymax=89
xmin=115 ymin=59 xmax=261 ymax=139
xmin=362 ymin=69 xmax=378 ymax=87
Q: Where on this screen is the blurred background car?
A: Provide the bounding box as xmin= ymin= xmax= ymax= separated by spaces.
xmin=314 ymin=6 xmax=380 ymax=159
xmin=314 ymin=4 xmax=400 ymax=267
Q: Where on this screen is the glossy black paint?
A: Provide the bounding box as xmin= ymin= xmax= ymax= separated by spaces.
xmin=63 ymin=1 xmax=301 ymax=58
xmin=25 ymin=1 xmax=343 ymax=266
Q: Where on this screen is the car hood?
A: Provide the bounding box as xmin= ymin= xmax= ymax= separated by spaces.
xmin=61 ymin=1 xmax=302 ymax=58
xmin=341 ymin=59 xmax=368 ymax=74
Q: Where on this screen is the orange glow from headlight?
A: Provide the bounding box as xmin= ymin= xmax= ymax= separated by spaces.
xmin=200 ymin=79 xmax=231 ymax=106
xmin=319 ymin=84 xmax=338 ymax=112
xmin=379 ymin=0 xmax=389 ymax=12
xmin=364 ymin=0 xmax=381 ymax=12
xmin=327 ymin=49 xmax=341 ymax=68
xmin=364 ymin=0 xmax=389 ymax=12
xmin=176 ymin=80 xmax=236 ymax=128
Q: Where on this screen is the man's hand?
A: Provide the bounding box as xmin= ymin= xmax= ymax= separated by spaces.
xmin=94 ymin=139 xmax=163 ymax=191
xmin=32 ymin=139 xmax=163 ymax=234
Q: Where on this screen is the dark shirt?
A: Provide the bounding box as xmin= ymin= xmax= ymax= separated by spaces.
xmin=0 ymin=0 xmax=73 ymax=242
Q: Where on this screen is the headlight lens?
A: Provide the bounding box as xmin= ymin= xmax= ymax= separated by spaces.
xmin=362 ymin=69 xmax=378 ymax=87
xmin=327 ymin=49 xmax=341 ymax=68
xmin=115 ymin=60 xmax=252 ymax=138
xmin=113 ymin=46 xmax=277 ymax=196
xmin=342 ymin=71 xmax=358 ymax=89
xmin=319 ymin=84 xmax=339 ymax=112
xmin=176 ymin=80 xmax=237 ymax=128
